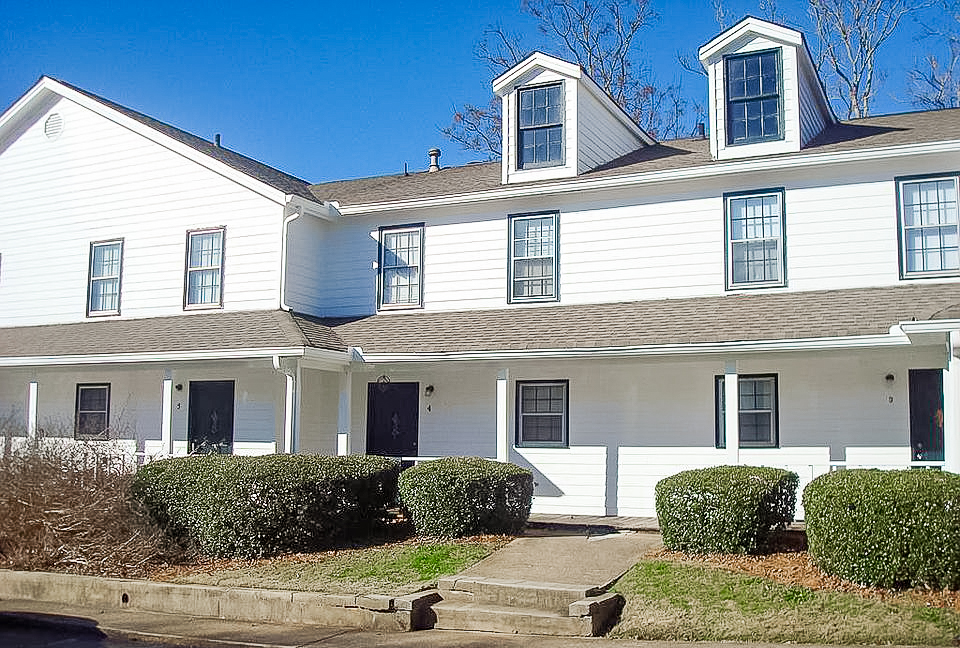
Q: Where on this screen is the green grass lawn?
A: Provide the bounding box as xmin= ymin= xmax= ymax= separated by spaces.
xmin=166 ymin=540 xmax=501 ymax=596
xmin=611 ymin=560 xmax=960 ymax=646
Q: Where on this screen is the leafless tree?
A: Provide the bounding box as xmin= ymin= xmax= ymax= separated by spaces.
xmin=442 ymin=0 xmax=687 ymax=158
xmin=808 ymin=0 xmax=926 ymax=118
xmin=909 ymin=4 xmax=960 ymax=109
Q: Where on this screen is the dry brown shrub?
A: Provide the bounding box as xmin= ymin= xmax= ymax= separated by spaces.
xmin=0 ymin=434 xmax=187 ymax=578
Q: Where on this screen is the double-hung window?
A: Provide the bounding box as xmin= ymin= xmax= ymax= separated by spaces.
xmin=726 ymin=190 xmax=785 ymax=288
xmin=75 ymin=383 xmax=110 ymax=439
xmin=516 ymin=380 xmax=568 ymax=447
xmin=379 ymin=224 xmax=423 ymax=309
xmin=518 ymin=83 xmax=564 ymax=169
xmin=715 ymin=375 xmax=778 ymax=448
xmin=185 ymin=228 xmax=224 ymax=307
xmin=898 ymin=175 xmax=959 ymax=277
xmin=509 ymin=212 xmax=559 ymax=302
xmin=87 ymin=240 xmax=123 ymax=315
xmin=726 ymin=50 xmax=781 ymax=145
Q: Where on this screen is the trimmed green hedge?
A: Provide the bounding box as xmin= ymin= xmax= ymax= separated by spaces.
xmin=131 ymin=453 xmax=399 ymax=558
xmin=398 ymin=457 xmax=533 ymax=537
xmin=655 ymin=465 xmax=798 ymax=554
xmin=803 ymin=469 xmax=960 ymax=589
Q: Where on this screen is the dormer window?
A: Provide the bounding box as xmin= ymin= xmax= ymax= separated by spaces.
xmin=518 ymin=83 xmax=564 ymax=168
xmin=726 ymin=50 xmax=781 ymax=145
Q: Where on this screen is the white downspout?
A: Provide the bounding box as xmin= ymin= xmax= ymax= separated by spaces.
xmin=279 ymin=201 xmax=303 ymax=312
xmin=273 ymin=355 xmax=298 ymax=454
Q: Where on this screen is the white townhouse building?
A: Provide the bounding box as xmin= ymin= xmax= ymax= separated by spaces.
xmin=1 ymin=17 xmax=959 ymax=517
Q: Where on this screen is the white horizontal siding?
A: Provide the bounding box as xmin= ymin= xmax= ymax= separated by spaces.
xmin=515 ymin=446 xmax=607 ymax=515
xmin=0 ymin=97 xmax=283 ymax=327
xmin=617 ymin=447 xmax=728 ymax=516
xmin=577 ymin=86 xmax=643 ymax=174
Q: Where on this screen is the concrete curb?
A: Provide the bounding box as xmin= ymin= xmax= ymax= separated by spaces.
xmin=0 ymin=569 xmax=437 ymax=632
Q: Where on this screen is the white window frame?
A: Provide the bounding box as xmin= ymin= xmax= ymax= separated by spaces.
xmin=715 ymin=374 xmax=779 ymax=449
xmin=378 ymin=224 xmax=424 ymax=310
xmin=184 ymin=228 xmax=225 ymax=308
xmin=509 ymin=211 xmax=559 ymax=303
xmin=87 ymin=239 xmax=123 ymax=316
xmin=898 ymin=174 xmax=960 ymax=279
xmin=516 ymin=380 xmax=569 ymax=448
xmin=75 ymin=383 xmax=110 ymax=440
xmin=725 ymin=189 xmax=786 ymax=289
xmin=517 ymin=83 xmax=564 ymax=169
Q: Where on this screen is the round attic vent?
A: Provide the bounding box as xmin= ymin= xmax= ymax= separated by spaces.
xmin=44 ymin=113 xmax=64 ymax=140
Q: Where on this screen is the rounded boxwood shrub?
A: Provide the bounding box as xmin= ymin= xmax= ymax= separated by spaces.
xmin=398 ymin=457 xmax=533 ymax=537
xmin=803 ymin=469 xmax=960 ymax=589
xmin=131 ymin=453 xmax=399 ymax=558
xmin=655 ymin=465 xmax=798 ymax=554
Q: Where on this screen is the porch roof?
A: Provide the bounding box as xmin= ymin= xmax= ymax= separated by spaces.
xmin=0 ymin=310 xmax=347 ymax=360
xmin=325 ymin=283 xmax=960 ymax=356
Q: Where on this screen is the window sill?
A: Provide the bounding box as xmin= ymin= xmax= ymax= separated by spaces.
xmin=516 ymin=442 xmax=569 ymax=449
xmin=900 ymin=271 xmax=960 ymax=281
xmin=377 ymin=303 xmax=423 ymax=312
xmin=726 ymin=281 xmax=786 ymax=291
xmin=86 ymin=310 xmax=120 ymax=318
xmin=183 ymin=303 xmax=224 ymax=311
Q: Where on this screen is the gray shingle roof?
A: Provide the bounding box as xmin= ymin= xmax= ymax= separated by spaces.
xmin=325 ymin=283 xmax=960 ymax=355
xmin=55 ymin=79 xmax=317 ymax=200
xmin=0 ymin=310 xmax=346 ymax=359
xmin=309 ymin=109 xmax=960 ymax=207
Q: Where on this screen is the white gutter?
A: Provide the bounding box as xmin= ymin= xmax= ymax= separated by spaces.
xmin=355 ymin=332 xmax=912 ymax=364
xmin=899 ymin=319 xmax=960 ymax=335
xmin=336 ymin=139 xmax=960 ymax=215
xmin=0 ymin=346 xmax=309 ymax=368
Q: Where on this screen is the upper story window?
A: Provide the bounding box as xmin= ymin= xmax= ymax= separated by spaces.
xmin=715 ymin=375 xmax=779 ymax=448
xmin=185 ymin=228 xmax=225 ymax=308
xmin=516 ymin=380 xmax=568 ymax=447
xmin=87 ymin=240 xmax=123 ymax=316
xmin=899 ymin=175 xmax=959 ymax=278
xmin=726 ymin=50 xmax=781 ymax=145
xmin=509 ymin=212 xmax=559 ymax=302
xmin=518 ymin=83 xmax=564 ymax=169
xmin=379 ymin=224 xmax=423 ymax=309
xmin=75 ymin=383 xmax=110 ymax=440
xmin=725 ymin=189 xmax=785 ymax=289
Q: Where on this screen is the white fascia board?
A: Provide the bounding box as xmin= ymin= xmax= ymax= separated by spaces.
xmin=36 ymin=78 xmax=292 ymax=205
xmin=337 ymin=138 xmax=960 ymax=215
xmin=699 ymin=17 xmax=802 ymax=63
xmin=492 ymin=52 xmax=582 ymax=95
xmin=0 ymin=346 xmax=310 ymax=368
xmin=355 ymin=333 xmax=911 ymax=364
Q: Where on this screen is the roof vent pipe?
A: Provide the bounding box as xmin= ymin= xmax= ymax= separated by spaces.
xmin=428 ymin=147 xmax=441 ymax=172
xmin=696 ymin=123 xmax=705 ymax=139
xmin=214 ymin=133 xmax=221 ymax=147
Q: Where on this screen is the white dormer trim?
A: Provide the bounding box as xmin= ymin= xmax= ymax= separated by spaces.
xmin=493 ymin=52 xmax=652 ymax=185
xmin=698 ymin=17 xmax=836 ymax=162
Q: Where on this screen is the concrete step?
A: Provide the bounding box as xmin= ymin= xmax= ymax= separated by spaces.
xmin=437 ymin=576 xmax=601 ymax=614
xmin=432 ymin=601 xmax=595 ymax=636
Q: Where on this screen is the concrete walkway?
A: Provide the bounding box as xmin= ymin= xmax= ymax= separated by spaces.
xmin=457 ymin=529 xmax=662 ymax=589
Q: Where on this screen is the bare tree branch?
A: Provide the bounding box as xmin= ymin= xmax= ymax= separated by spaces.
xmin=442 ymin=0 xmax=685 ymax=158
xmin=909 ymin=4 xmax=960 ymax=109
xmin=809 ymin=0 xmax=926 ymax=118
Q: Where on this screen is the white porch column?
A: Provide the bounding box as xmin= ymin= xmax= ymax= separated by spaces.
xmin=27 ymin=381 xmax=38 ymax=440
xmin=337 ymin=370 xmax=352 ymax=456
xmin=944 ymin=332 xmax=960 ymax=474
xmin=282 ymin=372 xmax=296 ymax=454
xmin=160 ymin=372 xmax=174 ymax=456
xmin=496 ymin=369 xmax=509 ymax=462
xmin=723 ymin=361 xmax=740 ymax=465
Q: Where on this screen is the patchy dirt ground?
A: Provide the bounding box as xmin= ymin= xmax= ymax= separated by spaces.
xmin=146 ymin=534 xmax=511 ymax=584
xmin=652 ymin=531 xmax=960 ymax=611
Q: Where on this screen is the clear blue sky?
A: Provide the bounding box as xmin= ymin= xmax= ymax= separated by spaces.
xmin=0 ymin=0 xmax=941 ymax=182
